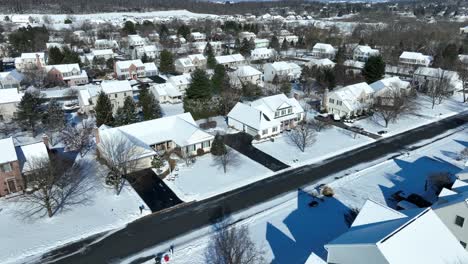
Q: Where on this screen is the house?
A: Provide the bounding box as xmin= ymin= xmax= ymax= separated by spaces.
xmin=150 ymin=83 xmax=182 ymax=104
xmin=229 ymin=65 xmax=263 ymax=88
xmin=254 ymin=38 xmax=270 ymax=49
xmin=127 ymin=34 xmax=146 ymax=47
xmin=96 ymin=113 xmax=214 ymax=164
xmin=215 ymin=54 xmax=246 ymax=68
xmin=277 ymin=30 xmax=299 ymax=45
xmin=100 ymin=80 xmax=134 ymax=113
xmin=399 ymin=51 xmax=433 ymax=67
xmin=46 ymin=42 xmax=71 ymax=51
xmin=239 ymin=31 xmax=256 ymax=40
xmin=413 ymin=67 xmax=462 ymax=92
xmin=326 ymin=82 xmax=374 ymax=118
xmin=78 ymin=84 xmax=100 ymax=114
xmin=174 ymin=54 xmax=206 ymax=74
xmin=324 ymin=199 xmax=468 ymax=264
xmin=144 ymin=62 xmax=158 ymax=77
xmin=311 ymin=43 xmax=336 ymax=60
xmin=353 ymin=45 xmax=380 ymax=61
xmin=370 ymin=76 xmax=411 ymax=99
xmin=251 ymin=48 xmax=276 ymax=61
xmin=15 ymin=52 xmax=46 ymax=71
xmin=94 ymin=39 xmax=119 ymax=50
xmin=190 ymin=32 xmax=206 ymax=42
xmin=0 ymin=137 xmax=49 ymax=197
xmin=84 ymin=49 xmax=116 ymax=64
xmin=227 ymin=94 xmax=304 ymax=139
xmin=115 ymin=60 xmax=146 ymax=80
xmin=0 ymin=70 xmax=23 ymax=89
xmin=188 ymin=54 xmax=207 ymax=69
xmin=10 ymin=15 xmax=33 ymax=25
xmin=306 ymin=58 xmax=336 ymax=69
xmin=45 ymin=64 xmax=89 ymax=86
xmin=168 ymin=74 xmax=192 ymax=93
xmin=0 ymin=88 xmax=24 ymax=121
xmin=263 ymin=61 xmax=301 ymax=82
xmin=134 ymin=45 xmax=158 ymax=60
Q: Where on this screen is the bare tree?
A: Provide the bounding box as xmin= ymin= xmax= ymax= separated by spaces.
xmin=309 ymin=119 xmax=332 ymax=132
xmin=426 ymin=69 xmax=453 ymax=109
xmin=214 ymin=147 xmax=239 ymax=174
xmin=459 ymin=147 xmax=468 ymax=162
xmin=17 ymin=156 xmax=93 ymax=218
xmin=61 ymin=119 xmax=94 ymax=157
xmin=205 ymin=219 xmax=265 ymax=264
xmin=372 ymin=88 xmax=418 ymax=128
xmin=456 ymin=62 xmax=468 ymax=103
xmin=98 ymin=132 xmax=147 ymax=195
xmin=287 ymin=122 xmax=316 ymax=152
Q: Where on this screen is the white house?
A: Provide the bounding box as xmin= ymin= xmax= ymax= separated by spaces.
xmin=78 ymin=84 xmax=100 ymax=114
xmin=84 ymin=49 xmax=116 ymax=64
xmin=97 ymin=113 xmax=214 ymax=161
xmin=115 ymin=60 xmax=146 ymax=80
xmin=324 ymin=199 xmax=468 ymax=264
xmin=0 ymin=88 xmax=24 ymax=121
xmin=0 ymin=71 xmax=23 ymax=89
xmin=44 ymin=64 xmax=89 ymax=86
xmin=254 ymin=38 xmax=270 ymax=49
xmin=227 ymin=94 xmax=304 ymax=139
xmin=326 ymin=82 xmax=374 ymax=118
xmin=263 ymin=61 xmax=301 ymax=82
xmin=78 ymin=81 xmax=133 ymax=114
xmin=144 ymin=62 xmax=158 ymax=77
xmin=370 ymin=76 xmax=411 ymax=99
xmin=127 ymin=34 xmax=146 ymax=47
xmin=94 ymin=39 xmax=119 ymax=50
xmin=190 ymin=32 xmax=206 ymax=42
xmin=188 ymin=54 xmax=207 ymax=69
xmin=15 ymin=52 xmax=46 ymax=71
xmin=277 ymin=30 xmax=299 ymax=45
xmin=239 ymin=31 xmax=256 ymax=40
xmin=399 ymin=51 xmax=433 ymax=67
xmin=134 ymin=45 xmax=158 ymax=60
xmin=168 ymin=74 xmax=192 ymax=94
xmin=306 ymin=58 xmax=336 ymax=69
xmin=353 ymin=45 xmax=380 ymax=61
xmin=229 ymin=65 xmax=263 ymax=88
xmin=413 ymin=67 xmax=462 ymax=92
xmin=150 ymin=83 xmax=182 ymax=104
xmin=250 ymin=48 xmax=276 ymax=61
xmin=215 ymin=54 xmax=246 ymax=68
xmin=311 ymin=43 xmax=336 ymax=60
xmin=174 ymin=54 xmax=206 ymax=74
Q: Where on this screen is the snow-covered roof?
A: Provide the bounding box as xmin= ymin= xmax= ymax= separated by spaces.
xmin=307 ymin=58 xmax=335 ymax=68
xmin=175 ymin=57 xmax=194 ymax=67
xmin=0 ymin=137 xmax=18 ymax=164
xmin=143 ymin=62 xmax=158 ymax=72
xmin=355 ymin=45 xmax=379 ymax=54
xmin=116 ymin=59 xmax=144 ymax=69
xmin=400 ymin=51 xmax=432 ymax=62
xmin=188 ymin=54 xmax=206 ymax=62
xmin=414 ymin=67 xmax=459 ymax=79
xmin=151 ymin=83 xmax=182 ymax=98
xmin=168 ymin=74 xmax=192 ymax=86
xmin=343 ymin=59 xmax=365 ymax=69
xmin=370 ymin=76 xmax=410 ymax=93
xmin=215 ymin=54 xmax=245 ymax=65
xmin=91 ymin=49 xmax=114 ymax=56
xmin=16 ymin=142 xmax=49 ymax=173
xmin=228 ymin=102 xmax=280 ymax=131
xmin=101 ymin=80 xmax=132 ymax=94
xmin=351 ymin=200 xmax=406 ymax=228
xmin=312 ymin=43 xmax=335 ymax=53
xmin=251 ymin=47 xmax=274 ymax=56
xmin=234 ymin=65 xmax=262 ymax=77
xmin=45 ymin=63 xmax=81 ymax=74
xmin=99 ymin=113 xmax=213 ymax=148
xmin=0 ymin=70 xmax=23 ymax=82
xmin=267 ymin=61 xmax=300 ymax=72
xmin=329 ymin=82 xmax=374 ymax=112
xmin=0 ymin=88 xmax=24 ymax=104
xmin=20 ymin=52 xmax=44 ymax=59
xmin=249 ymin=94 xmax=304 ymax=123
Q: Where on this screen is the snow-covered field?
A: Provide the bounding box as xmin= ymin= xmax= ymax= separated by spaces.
xmin=0 ymin=151 xmax=150 ymax=264
xmin=354 ymin=93 xmax=467 ymax=137
xmin=163 ymin=149 xmax=273 ymax=202
xmin=123 ymin=125 xmax=468 ymax=264
xmin=254 ymin=126 xmax=373 ymax=168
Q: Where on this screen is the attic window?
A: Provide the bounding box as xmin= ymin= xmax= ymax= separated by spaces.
xmin=263 ymin=114 xmax=270 ymax=121
xmin=455 ymin=215 xmax=465 ymax=227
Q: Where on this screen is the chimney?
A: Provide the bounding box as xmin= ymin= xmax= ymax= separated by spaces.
xmin=94 ymin=128 xmax=100 ymax=144
xmin=322 ymin=88 xmax=329 ymax=112
xmin=42 ymin=134 xmax=49 ymax=150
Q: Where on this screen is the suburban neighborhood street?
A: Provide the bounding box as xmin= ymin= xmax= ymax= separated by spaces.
xmin=45 ymin=112 xmax=468 ymax=264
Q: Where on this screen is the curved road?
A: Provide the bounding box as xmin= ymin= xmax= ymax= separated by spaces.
xmin=46 ymin=112 xmax=468 ymax=264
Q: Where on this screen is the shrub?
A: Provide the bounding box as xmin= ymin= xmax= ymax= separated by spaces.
xmin=321 ymin=186 xmax=334 ymax=197
xmin=197 ymin=148 xmax=205 ymax=156
xmin=344 ymin=207 xmax=360 ymax=227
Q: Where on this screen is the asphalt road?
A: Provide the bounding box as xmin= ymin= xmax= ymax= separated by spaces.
xmin=45 ymin=112 xmax=468 ymax=264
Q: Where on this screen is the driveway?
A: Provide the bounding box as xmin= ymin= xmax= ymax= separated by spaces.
xmin=224 ymin=132 xmax=289 ymax=172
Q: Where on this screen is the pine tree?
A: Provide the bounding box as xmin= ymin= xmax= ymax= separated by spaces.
xmin=211 ymin=64 xmax=226 ymax=94
xmin=139 ymin=85 xmax=162 ymax=120
xmin=95 ymin=91 xmax=114 ymax=126
xmin=16 ymin=90 xmax=45 ymax=136
xmin=280 ymin=81 xmax=291 ymax=95
xmin=122 ymin=21 xmax=136 ymax=36
xmin=362 ymin=55 xmax=385 ymax=84
xmin=281 ymin=39 xmax=289 ymax=51
xmin=141 ymin=53 xmax=149 ymax=63
xmin=211 ymin=133 xmax=226 ymax=156
xmin=177 ymin=24 xmax=191 ymax=40
xmin=61 ymin=47 xmax=80 ymax=64
xmin=270 ymin=36 xmax=280 ymax=52
xmin=186 ymin=69 xmax=212 ymax=100
xmin=239 ymin=38 xmax=251 ymax=57
xmin=159 ymin=49 xmax=175 ymax=74
xmin=114 ymin=96 xmax=138 ymax=126
xmin=204 ymin=42 xmax=217 ymax=69
xmin=43 ymin=99 xmax=65 ymax=145
xmin=48 ymin=46 xmax=64 ymax=65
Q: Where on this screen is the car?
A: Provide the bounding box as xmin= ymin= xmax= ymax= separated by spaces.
xmin=377 ymin=130 xmax=388 ymax=135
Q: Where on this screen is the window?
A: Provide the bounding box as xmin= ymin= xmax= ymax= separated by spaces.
xmin=287 ymin=108 xmax=292 ymax=114
xmin=124 ymin=92 xmax=127 ymax=97
xmin=272 ymin=127 xmax=278 ymax=133
xmin=114 ymin=94 xmax=118 ymax=98
xmin=329 ymin=98 xmax=335 ymax=104
xmin=281 ymin=110 xmax=286 ymax=115
xmin=262 ymin=129 xmax=268 ymax=135
xmin=462 ymin=241 xmax=467 ymax=248
xmin=456 ymin=216 xmax=465 ymax=227
xmin=275 ymin=111 xmax=279 ymax=118
xmin=1 ymin=163 xmax=12 ymax=173
xmin=202 ymin=141 xmax=210 ymax=148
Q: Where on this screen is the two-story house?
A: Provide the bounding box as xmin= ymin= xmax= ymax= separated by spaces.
xmin=101 ymin=80 xmax=134 ymax=113
xmin=45 ymin=64 xmax=89 ymax=86
xmin=94 ymin=39 xmax=119 ymax=50
xmin=326 ymin=82 xmax=374 ymax=118
xmin=0 ymin=70 xmax=23 ymax=89
xmin=127 ymin=34 xmax=146 ymax=47
xmin=311 ymin=43 xmax=336 ymax=60
xmin=134 ymin=45 xmax=158 ymax=60
xmin=15 ymin=52 xmax=46 ymax=72
xmin=353 ymin=45 xmax=380 ymax=61
xmin=115 ymin=60 xmax=146 ymax=80
xmin=168 ymin=74 xmax=192 ymax=94
xmin=229 ymin=65 xmax=263 ymax=88
xmin=399 ymin=51 xmax=433 ymax=67
xmin=190 ymin=32 xmax=207 ymax=42
xmin=215 ymin=54 xmax=246 ymax=68
xmin=263 ymin=61 xmax=301 ymax=82
xmin=0 ymin=88 xmax=24 ymax=121
xmin=227 ymin=94 xmax=304 ymax=139
xmin=251 ymin=48 xmax=276 ymax=61
xmin=175 ymin=57 xmax=196 ymax=74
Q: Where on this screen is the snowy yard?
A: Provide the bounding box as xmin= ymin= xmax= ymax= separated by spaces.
xmin=123 ymin=128 xmax=468 ymax=264
xmin=163 ymin=150 xmax=273 ymax=202
xmin=254 ymin=126 xmax=374 ymax=167
xmin=354 ymin=93 xmax=467 ymax=137
xmin=0 ymin=150 xmax=150 ymax=264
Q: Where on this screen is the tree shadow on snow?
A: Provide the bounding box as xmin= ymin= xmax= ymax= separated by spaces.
xmin=266 ymin=189 xmax=350 ymax=264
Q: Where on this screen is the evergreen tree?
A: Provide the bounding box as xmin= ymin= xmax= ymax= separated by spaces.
xmin=48 ymin=47 xmax=64 ymax=65
xmin=95 ymin=91 xmax=114 ymax=126
xmin=159 ymin=24 xmax=169 ymax=40
xmin=159 ymin=49 xmax=175 ymax=74
xmin=61 ymin=47 xmax=81 ymax=64
xmin=204 ymin=42 xmax=217 ymax=69
xmin=280 ymin=81 xmax=292 ymax=95
xmin=270 ymin=36 xmax=280 ymax=52
xmin=16 ymin=90 xmax=45 ymax=136
xmin=239 ymin=38 xmax=251 ymax=57
xmin=141 ymin=53 xmax=149 ymax=63
xmin=362 ymin=55 xmax=385 ymax=84
xmin=211 ymin=64 xmax=226 ymax=94
xmin=281 ymin=39 xmax=289 ymax=51
xmin=43 ymin=99 xmax=65 ymax=145
xmin=139 ymin=86 xmax=162 ymax=120
xmin=186 ymin=69 xmax=212 ymax=99
xmin=211 ymin=133 xmax=226 ymax=156
xmin=114 ymin=96 xmax=138 ymax=126
xmin=234 ymin=38 xmax=241 ymax=53
xmin=177 ymin=24 xmax=191 ymax=40
xmin=122 ymin=21 xmax=136 ymax=35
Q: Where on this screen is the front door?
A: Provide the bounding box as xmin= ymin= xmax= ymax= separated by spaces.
xmin=7 ymin=179 xmax=17 ymax=193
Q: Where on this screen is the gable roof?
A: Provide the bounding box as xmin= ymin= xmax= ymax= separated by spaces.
xmin=45 ymin=63 xmax=81 ymax=74
xmin=329 ymin=82 xmax=374 ymax=112
xmin=101 ymin=80 xmax=133 ymax=94
xmin=215 ymin=54 xmax=245 ymax=65
xmin=15 ymin=142 xmax=49 ymax=173
xmin=0 ymin=88 xmax=24 ymax=104
xmin=234 ymin=65 xmax=262 ymax=77
xmin=227 ymin=102 xmax=280 ymax=131
xmin=116 ymin=59 xmax=144 ymax=69
xmin=370 ymin=76 xmax=410 ymax=93
xmin=0 ymin=137 xmax=18 ymax=164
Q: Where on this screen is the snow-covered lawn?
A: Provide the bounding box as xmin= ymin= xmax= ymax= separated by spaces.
xmin=0 ymin=151 xmax=150 ymax=264
xmin=123 ymin=128 xmax=468 ymax=264
xmin=163 ymin=150 xmax=273 ymax=202
xmin=354 ymin=93 xmax=467 ymax=137
xmin=161 ymin=103 xmax=184 ymax=117
xmin=254 ymin=126 xmax=374 ymax=167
